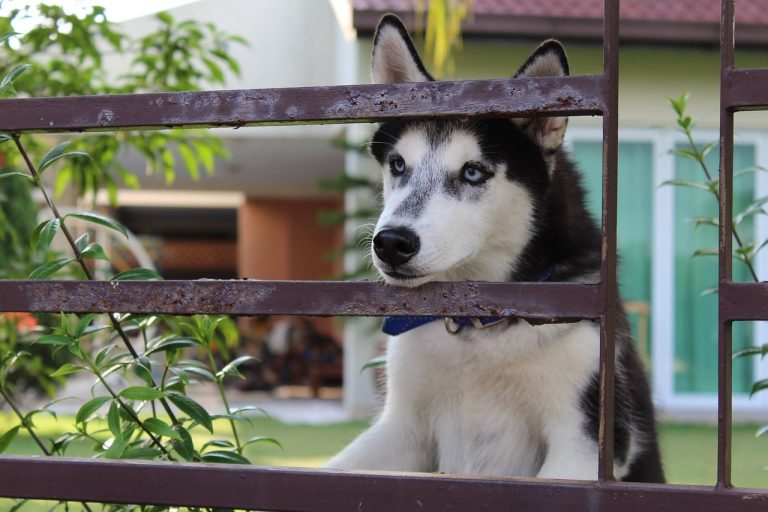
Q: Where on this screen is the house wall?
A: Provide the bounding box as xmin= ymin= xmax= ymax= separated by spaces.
xmin=238 ymin=197 xmax=344 ymax=338
xmin=356 ymin=38 xmax=768 ymax=129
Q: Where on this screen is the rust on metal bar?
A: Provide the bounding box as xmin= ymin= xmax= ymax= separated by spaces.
xmin=0 ymin=280 xmax=601 ymax=320
xmin=719 ymin=282 xmax=768 ymax=320
xmin=721 ymin=68 xmax=768 ymax=110
xmin=717 ymin=0 xmax=735 ymax=489
xmin=0 ymin=457 xmax=767 ymax=512
xmin=596 ymin=0 xmax=620 ymax=482
xmin=0 ymin=75 xmax=605 ymax=133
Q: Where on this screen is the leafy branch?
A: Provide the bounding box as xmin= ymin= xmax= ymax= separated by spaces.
xmin=667 ymin=93 xmax=768 ymax=432
xmin=667 ymin=92 xmax=762 ymax=283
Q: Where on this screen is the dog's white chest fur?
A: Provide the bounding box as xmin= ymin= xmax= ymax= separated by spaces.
xmin=327 ymin=320 xmax=602 ymax=478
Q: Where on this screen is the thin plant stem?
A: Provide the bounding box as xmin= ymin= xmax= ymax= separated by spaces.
xmin=11 ymin=134 xmax=180 ymax=426
xmin=681 ymin=127 xmax=760 ymax=283
xmin=0 ymin=386 xmax=51 ymax=456
xmin=206 ymin=350 xmax=243 ymax=454
xmin=0 ymin=386 xmax=95 ymax=512
xmin=83 ymin=354 xmax=173 ymax=459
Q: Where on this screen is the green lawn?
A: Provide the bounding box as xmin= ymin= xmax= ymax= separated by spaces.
xmin=0 ymin=413 xmax=766 ymax=510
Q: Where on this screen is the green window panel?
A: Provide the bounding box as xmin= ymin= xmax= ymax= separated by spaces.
xmin=571 ymin=141 xmax=654 ymax=368
xmin=673 ymin=144 xmax=754 ymax=394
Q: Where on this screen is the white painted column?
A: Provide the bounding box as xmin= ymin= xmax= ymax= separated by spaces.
xmin=750 ymin=132 xmax=768 ymax=413
xmin=334 ymin=8 xmax=381 ymax=419
xmin=651 ymin=130 xmax=676 ymax=413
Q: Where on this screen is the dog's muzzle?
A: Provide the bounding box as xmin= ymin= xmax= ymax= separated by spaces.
xmin=373 ymin=227 xmax=420 ymax=267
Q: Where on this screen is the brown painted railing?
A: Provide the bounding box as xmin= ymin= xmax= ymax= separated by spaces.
xmin=0 ymin=0 xmax=766 ymax=510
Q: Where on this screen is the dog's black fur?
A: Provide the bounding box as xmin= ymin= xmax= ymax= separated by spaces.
xmin=365 ymin=15 xmax=665 ymax=483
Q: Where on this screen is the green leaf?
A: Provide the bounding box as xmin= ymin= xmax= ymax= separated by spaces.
xmin=107 ymin=402 xmax=123 ymax=441
xmin=735 ymin=166 xmax=768 ymax=178
xmin=668 ymin=93 xmax=689 ymax=117
xmin=146 ymin=337 xmax=202 ymax=356
xmin=677 ymin=115 xmax=694 ymax=131
xmin=172 ymin=425 xmax=196 ymax=461
xmin=155 ymin=11 xmax=173 ymax=24
xmin=699 ymin=141 xmax=718 ymax=159
xmin=74 ymin=232 xmax=90 ymax=252
xmin=243 ymin=436 xmax=282 ymax=450
xmin=132 ymin=356 xmax=154 ymax=385
xmin=122 ymin=447 xmax=162 ymax=460
xmin=733 ymin=344 xmax=768 ymax=359
xmin=756 ymin=425 xmax=768 ymax=438
xmin=688 ymin=217 xmax=718 ymax=229
xmin=177 ymin=143 xmax=200 ymax=179
xmin=669 ymin=147 xmax=700 ymax=162
xmin=231 ymin=405 xmax=269 ymax=418
xmin=749 ymin=378 xmax=768 ymax=397
xmin=0 ymin=426 xmax=20 ymax=454
xmin=361 ymin=356 xmax=386 ymax=372
xmin=80 ymin=243 xmax=110 ymax=261
xmin=76 ymin=396 xmax=111 ymax=424
xmin=691 ymin=248 xmax=718 ymax=258
xmin=103 ymin=438 xmax=126 ymax=459
xmin=200 ymin=450 xmax=250 ymax=465
xmin=74 ymin=313 xmax=99 ymax=338
xmin=65 ymin=211 xmax=128 ymax=238
xmin=735 ymin=244 xmax=755 ymax=258
xmin=176 ymin=365 xmax=216 ymax=382
xmin=661 ymin=179 xmax=709 ymax=191
xmin=95 ymin=344 xmax=118 ymax=367
xmin=217 ymin=355 xmax=256 ymax=380
xmin=27 ymin=257 xmax=75 ymax=280
xmin=119 ymin=386 xmax=167 ymax=401
xmin=202 ymin=439 xmax=235 ymax=450
xmin=0 ymin=32 xmax=19 ymax=45
xmin=754 ymin=239 xmax=768 ymax=258
xmin=195 ymin=142 xmax=215 ymax=174
xmin=167 ymin=392 xmax=213 ymax=433
xmin=0 ymin=171 xmax=33 ymax=183
xmin=31 ymin=218 xmax=60 ymax=251
xmin=143 ymin=417 xmax=181 ymax=440
xmin=111 ymin=268 xmax=162 ymax=281
xmin=38 ymin=141 xmax=91 ymax=174
xmin=0 ymin=63 xmax=31 ymax=94
xmin=33 ymin=334 xmax=72 ymax=346
xmin=49 ymin=363 xmax=83 ymax=378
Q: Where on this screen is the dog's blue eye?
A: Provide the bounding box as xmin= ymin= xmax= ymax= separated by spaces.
xmin=390 ymin=157 xmax=406 ymax=175
xmin=461 ymin=165 xmax=488 ymax=184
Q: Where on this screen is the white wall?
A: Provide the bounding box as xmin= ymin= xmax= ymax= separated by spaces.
xmin=107 ymin=0 xmax=357 ymax=140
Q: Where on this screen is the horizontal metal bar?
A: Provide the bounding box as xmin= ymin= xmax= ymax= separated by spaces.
xmin=0 ymin=280 xmax=600 ymax=320
xmin=722 ymin=68 xmax=768 ymax=110
xmin=0 ymin=75 xmax=605 ymax=133
xmin=719 ymin=281 xmax=768 ymax=321
xmin=0 ymin=457 xmax=766 ymax=512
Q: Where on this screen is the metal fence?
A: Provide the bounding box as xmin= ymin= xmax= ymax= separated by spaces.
xmin=0 ymin=0 xmax=766 ymax=510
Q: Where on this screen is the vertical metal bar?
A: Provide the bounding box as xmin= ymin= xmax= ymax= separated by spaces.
xmin=598 ymin=0 xmax=620 ymax=482
xmin=717 ymin=0 xmax=735 ymax=490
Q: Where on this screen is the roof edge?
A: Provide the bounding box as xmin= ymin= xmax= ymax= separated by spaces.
xmin=353 ymin=11 xmax=768 ymax=48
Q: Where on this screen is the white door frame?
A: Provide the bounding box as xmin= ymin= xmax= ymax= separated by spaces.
xmin=566 ymin=125 xmax=768 ymax=418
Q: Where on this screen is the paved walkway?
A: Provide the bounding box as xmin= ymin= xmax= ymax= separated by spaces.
xmin=31 ymin=374 xmax=351 ymax=425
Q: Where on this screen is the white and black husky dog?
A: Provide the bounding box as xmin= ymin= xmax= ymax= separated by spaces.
xmin=326 ymin=15 xmax=664 ymax=483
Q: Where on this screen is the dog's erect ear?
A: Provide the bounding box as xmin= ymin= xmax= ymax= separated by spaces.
xmin=513 ymin=40 xmax=570 ymax=172
xmin=372 ymin=15 xmax=434 ymax=84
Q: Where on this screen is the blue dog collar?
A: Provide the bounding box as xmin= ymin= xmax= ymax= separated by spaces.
xmin=382 ymin=315 xmax=507 ymax=336
xmin=381 ymin=267 xmax=555 ymax=336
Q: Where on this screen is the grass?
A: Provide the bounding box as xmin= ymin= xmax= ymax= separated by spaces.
xmin=0 ymin=413 xmax=766 ymax=510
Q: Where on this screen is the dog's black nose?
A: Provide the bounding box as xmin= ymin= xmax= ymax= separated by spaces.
xmin=373 ymin=227 xmax=420 ymax=266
